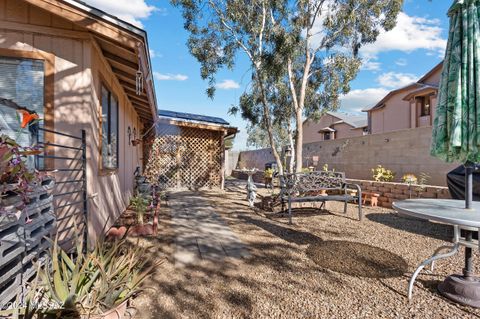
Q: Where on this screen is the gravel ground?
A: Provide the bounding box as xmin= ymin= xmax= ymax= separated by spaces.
xmin=132 ymin=180 xmax=480 ymax=319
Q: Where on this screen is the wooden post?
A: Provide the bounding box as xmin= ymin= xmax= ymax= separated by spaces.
xmin=221 ymin=131 xmax=226 ymax=190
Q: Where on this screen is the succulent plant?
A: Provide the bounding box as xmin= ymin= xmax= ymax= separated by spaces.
xmin=129 ymin=194 xmax=152 ymax=225
xmin=26 ymin=236 xmax=160 ymax=317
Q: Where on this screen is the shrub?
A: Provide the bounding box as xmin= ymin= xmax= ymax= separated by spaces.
xmin=402 ymin=173 xmax=418 ymax=185
xmin=372 ymin=165 xmax=395 ymax=182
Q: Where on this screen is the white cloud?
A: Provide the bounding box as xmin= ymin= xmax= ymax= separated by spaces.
xmin=340 ymin=88 xmax=390 ymax=113
xmin=216 ymin=79 xmax=240 ymax=90
xmin=361 ymin=12 xmax=447 ymax=58
xmin=83 ymin=0 xmax=156 ymax=27
xmin=376 ymin=72 xmax=418 ymax=88
xmin=395 ymin=58 xmax=408 ymax=66
xmin=149 ymin=50 xmax=163 ymax=59
xmin=361 ymin=59 xmax=381 ymax=71
xmin=153 ymin=72 xmax=188 ymax=81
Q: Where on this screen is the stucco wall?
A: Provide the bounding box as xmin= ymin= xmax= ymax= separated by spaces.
xmin=303 ymin=113 xmax=363 ymax=143
xmin=370 ymin=92 xmax=411 ymax=134
xmin=0 ymin=2 xmax=143 ymax=244
xmin=236 ymin=127 xmax=458 ymax=186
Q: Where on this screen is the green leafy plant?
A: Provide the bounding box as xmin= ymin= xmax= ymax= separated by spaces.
xmin=129 ymin=194 xmax=152 ymax=225
xmin=0 ymin=134 xmax=43 ymax=209
xmin=372 ymin=165 xmax=395 ymax=182
xmin=28 ymin=236 xmax=159 ymax=317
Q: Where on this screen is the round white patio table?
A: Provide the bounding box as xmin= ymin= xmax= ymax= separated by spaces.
xmin=393 ymin=198 xmax=480 ymax=307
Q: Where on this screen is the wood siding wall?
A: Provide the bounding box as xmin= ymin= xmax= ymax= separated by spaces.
xmin=0 ymin=1 xmax=144 ymax=244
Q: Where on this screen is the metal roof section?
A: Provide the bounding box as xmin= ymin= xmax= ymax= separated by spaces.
xmin=158 ymin=110 xmax=231 ymax=126
xmin=64 ymin=0 xmax=147 ymax=36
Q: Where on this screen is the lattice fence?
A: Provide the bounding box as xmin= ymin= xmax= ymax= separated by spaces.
xmin=144 ymin=124 xmax=223 ymax=189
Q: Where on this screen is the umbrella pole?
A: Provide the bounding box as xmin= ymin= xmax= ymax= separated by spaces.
xmin=463 ymin=162 xmax=475 ymax=279
xmin=465 ymin=162 xmax=474 ymax=209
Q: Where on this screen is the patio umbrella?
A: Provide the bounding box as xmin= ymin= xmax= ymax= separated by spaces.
xmin=431 ymin=0 xmax=480 ymax=208
xmin=430 ymin=0 xmax=480 ymax=306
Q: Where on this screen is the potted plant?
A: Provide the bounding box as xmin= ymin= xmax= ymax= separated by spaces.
xmin=0 ymin=134 xmax=43 ymax=210
xmin=131 ymin=139 xmax=142 ymax=147
xmin=129 ymin=194 xmax=151 ymax=226
xmin=127 ymin=194 xmax=155 ymax=237
xmin=21 ymin=236 xmax=160 ymax=319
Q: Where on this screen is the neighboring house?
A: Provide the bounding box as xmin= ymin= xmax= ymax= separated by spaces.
xmin=145 ymin=110 xmax=237 ymax=190
xmin=0 ymin=0 xmax=158 ymax=244
xmin=303 ymin=112 xmax=368 ymax=144
xmin=364 ymin=62 xmax=442 ymax=134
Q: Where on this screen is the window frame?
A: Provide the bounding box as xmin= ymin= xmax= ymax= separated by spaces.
xmin=100 ymin=83 xmax=119 ymax=171
xmin=418 ymin=95 xmax=432 ymax=117
xmin=0 ymin=48 xmax=55 ymax=169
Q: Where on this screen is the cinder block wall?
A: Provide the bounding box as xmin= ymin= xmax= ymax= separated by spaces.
xmin=236 ymin=127 xmax=458 ymax=186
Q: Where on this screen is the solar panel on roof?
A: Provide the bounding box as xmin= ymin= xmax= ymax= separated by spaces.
xmin=158 ymin=110 xmax=230 ymax=125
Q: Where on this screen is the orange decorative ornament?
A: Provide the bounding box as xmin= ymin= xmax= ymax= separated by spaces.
xmin=17 ymin=109 xmax=39 ymax=128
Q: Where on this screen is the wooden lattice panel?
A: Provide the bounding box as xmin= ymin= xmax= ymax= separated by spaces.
xmin=144 ymin=124 xmax=223 ymax=189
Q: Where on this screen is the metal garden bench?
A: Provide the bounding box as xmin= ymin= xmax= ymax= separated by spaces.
xmin=280 ymin=171 xmax=363 ymax=223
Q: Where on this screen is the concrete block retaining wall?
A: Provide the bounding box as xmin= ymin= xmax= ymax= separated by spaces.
xmin=346 ymin=179 xmax=451 ymax=208
xmin=231 ymin=170 xmax=451 ymax=209
xmin=235 ymin=127 xmax=458 ymax=186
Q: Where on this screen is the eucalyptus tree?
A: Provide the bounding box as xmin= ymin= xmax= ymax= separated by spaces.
xmin=172 ymin=0 xmax=403 ymax=173
xmin=273 ymin=0 xmax=403 ymax=172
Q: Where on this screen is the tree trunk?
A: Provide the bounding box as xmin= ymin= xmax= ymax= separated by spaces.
xmin=287 ymin=118 xmax=295 ymax=173
xmin=264 ymin=117 xmax=284 ymax=175
xmin=255 ymin=70 xmax=285 ymax=175
xmin=295 ymin=108 xmax=303 ymax=173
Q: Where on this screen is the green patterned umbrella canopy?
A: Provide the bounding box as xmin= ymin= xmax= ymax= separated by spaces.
xmin=431 ymin=0 xmax=480 ymax=163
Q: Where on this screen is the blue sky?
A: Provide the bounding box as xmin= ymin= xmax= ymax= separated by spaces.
xmin=85 ymin=0 xmax=453 ymax=150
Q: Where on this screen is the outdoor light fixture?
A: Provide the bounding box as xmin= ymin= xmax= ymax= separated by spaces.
xmin=127 ymin=126 xmax=132 ymax=145
xmin=312 ymin=156 xmax=319 ymax=167
xmin=132 ymin=127 xmax=141 ymax=146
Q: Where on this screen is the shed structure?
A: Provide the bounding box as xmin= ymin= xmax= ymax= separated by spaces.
xmin=144 ymin=111 xmax=237 ymax=190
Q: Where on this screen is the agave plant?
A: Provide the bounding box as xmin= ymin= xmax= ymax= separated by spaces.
xmin=29 ymin=236 xmax=159 ymax=317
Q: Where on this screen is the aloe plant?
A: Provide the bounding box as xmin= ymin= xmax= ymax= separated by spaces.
xmin=129 ymin=194 xmax=152 ymax=225
xmin=27 ymin=236 xmax=159 ymax=317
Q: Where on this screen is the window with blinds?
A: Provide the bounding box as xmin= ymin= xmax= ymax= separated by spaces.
xmin=0 ymin=56 xmax=44 ymax=147
xmin=101 ymin=85 xmax=119 ymax=169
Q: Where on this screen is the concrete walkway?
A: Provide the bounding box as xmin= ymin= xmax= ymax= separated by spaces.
xmin=169 ymin=191 xmax=250 ymax=267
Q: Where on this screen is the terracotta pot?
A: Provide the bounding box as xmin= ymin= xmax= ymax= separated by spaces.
xmin=106 ymin=226 xmax=127 ymax=241
xmin=89 ymin=300 xmax=128 ymax=319
xmin=127 ymin=224 xmax=154 ymax=237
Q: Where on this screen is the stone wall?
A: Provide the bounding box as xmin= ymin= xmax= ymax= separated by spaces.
xmin=231 ymin=172 xmax=452 ymax=209
xmin=236 ymin=127 xmax=458 ymax=186
xmin=346 ymin=179 xmax=451 ymax=208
